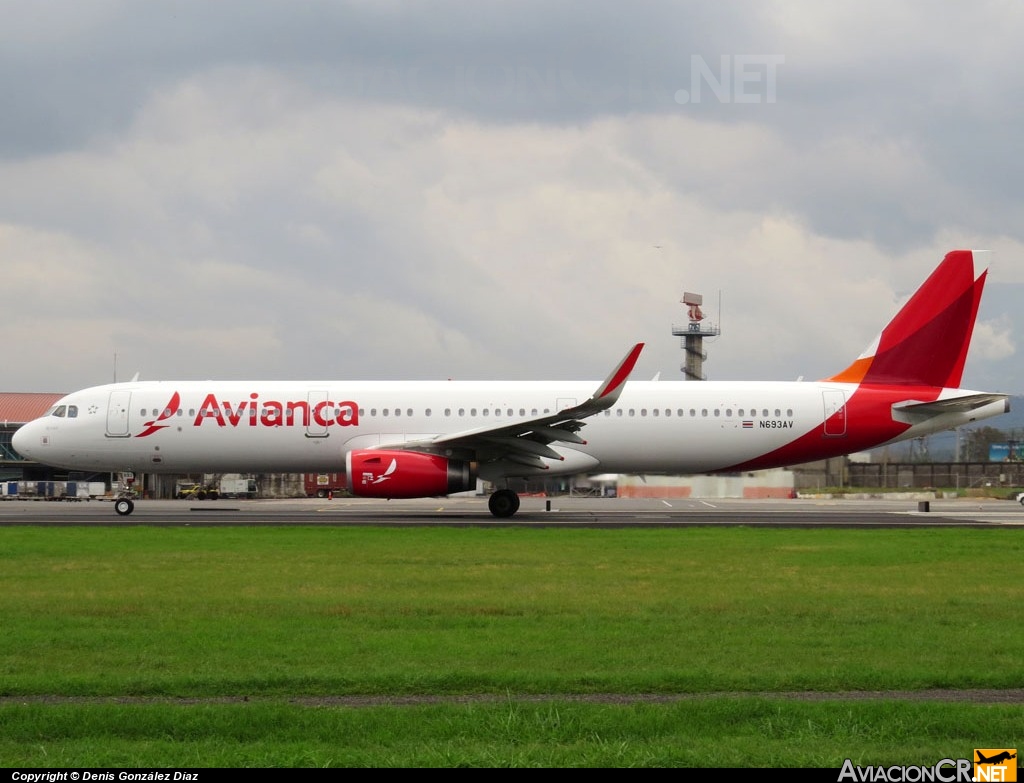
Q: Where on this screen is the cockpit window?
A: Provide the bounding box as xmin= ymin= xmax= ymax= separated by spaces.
xmin=67 ymin=405 xmax=78 ymax=418
xmin=52 ymin=406 xmax=67 ymax=418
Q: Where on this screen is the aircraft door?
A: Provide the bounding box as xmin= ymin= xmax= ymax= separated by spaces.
xmin=106 ymin=391 xmax=132 ymax=437
xmin=822 ymin=390 xmax=847 ymax=437
xmin=306 ymin=390 xmax=330 ymax=438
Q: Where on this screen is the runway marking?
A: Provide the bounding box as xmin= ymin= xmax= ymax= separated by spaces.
xmin=700 ymin=501 xmax=717 ymax=508
xmin=661 ymin=500 xmax=673 ymax=508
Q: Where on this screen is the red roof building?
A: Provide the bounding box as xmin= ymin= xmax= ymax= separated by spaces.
xmin=0 ymin=393 xmax=65 ymax=425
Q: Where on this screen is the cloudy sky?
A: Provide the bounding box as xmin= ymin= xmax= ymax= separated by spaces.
xmin=3 ymin=1 xmax=1022 ymax=396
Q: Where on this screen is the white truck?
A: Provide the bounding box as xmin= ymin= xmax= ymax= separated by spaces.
xmin=218 ymin=476 xmax=257 ymax=499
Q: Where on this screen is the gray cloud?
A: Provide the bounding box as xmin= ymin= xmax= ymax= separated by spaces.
xmin=1 ymin=0 xmax=1021 ymax=396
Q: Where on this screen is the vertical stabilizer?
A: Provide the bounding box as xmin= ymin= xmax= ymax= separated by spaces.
xmin=825 ymin=250 xmax=987 ymax=388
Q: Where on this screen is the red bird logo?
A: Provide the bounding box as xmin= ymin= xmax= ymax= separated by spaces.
xmin=136 ymin=392 xmax=181 ymax=438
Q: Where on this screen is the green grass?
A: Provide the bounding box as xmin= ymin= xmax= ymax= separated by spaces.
xmin=0 ymin=526 xmax=1021 ymax=766
xmin=1 ymin=699 xmax=1020 ymax=767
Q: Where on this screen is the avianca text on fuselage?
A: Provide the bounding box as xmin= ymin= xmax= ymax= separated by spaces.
xmin=139 ymin=392 xmax=361 ymax=436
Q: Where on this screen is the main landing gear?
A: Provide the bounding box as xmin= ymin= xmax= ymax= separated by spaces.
xmin=114 ymin=498 xmax=135 ymax=516
xmin=488 ymin=489 xmax=521 ymax=518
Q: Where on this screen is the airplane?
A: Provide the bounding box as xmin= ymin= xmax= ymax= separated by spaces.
xmin=976 ymin=751 xmax=1016 ymax=765
xmin=12 ymin=249 xmax=1011 ymax=518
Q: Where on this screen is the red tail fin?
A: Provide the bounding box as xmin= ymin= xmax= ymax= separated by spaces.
xmin=826 ymin=250 xmax=987 ymax=388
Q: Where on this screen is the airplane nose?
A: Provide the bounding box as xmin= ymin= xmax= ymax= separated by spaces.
xmin=11 ymin=421 xmax=40 ymax=460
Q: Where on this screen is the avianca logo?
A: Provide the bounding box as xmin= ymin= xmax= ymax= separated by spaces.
xmin=135 ymin=392 xmax=360 ymax=437
xmin=362 ymin=458 xmax=397 ymax=486
xmin=137 ymin=392 xmax=182 ymax=438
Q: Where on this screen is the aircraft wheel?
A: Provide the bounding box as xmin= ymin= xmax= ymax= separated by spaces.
xmin=488 ymin=489 xmax=520 ymax=518
xmin=114 ymin=498 xmax=135 ymax=516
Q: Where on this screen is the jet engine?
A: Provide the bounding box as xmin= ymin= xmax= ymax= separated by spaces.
xmin=345 ymin=450 xmax=478 ymax=499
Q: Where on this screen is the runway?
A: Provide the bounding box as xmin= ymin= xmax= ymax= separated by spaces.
xmin=1 ymin=495 xmax=1023 ymax=526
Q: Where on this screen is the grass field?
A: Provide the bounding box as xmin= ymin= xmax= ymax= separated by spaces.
xmin=0 ymin=525 xmax=1021 ymax=767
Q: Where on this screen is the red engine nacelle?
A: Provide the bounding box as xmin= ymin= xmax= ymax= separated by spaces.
xmin=345 ymin=450 xmax=478 ymax=499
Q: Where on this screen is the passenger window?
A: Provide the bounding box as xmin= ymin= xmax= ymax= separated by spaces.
xmin=787 ymin=409 xmax=794 ymax=417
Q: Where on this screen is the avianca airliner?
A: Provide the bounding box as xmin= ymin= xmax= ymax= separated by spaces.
xmin=12 ymin=250 xmax=1010 ymax=518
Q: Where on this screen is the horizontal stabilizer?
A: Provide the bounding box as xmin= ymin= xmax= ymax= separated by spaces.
xmin=892 ymin=393 xmax=1010 ymax=424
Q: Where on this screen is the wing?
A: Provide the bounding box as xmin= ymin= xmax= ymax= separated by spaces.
xmin=378 ymin=343 xmax=644 ymax=470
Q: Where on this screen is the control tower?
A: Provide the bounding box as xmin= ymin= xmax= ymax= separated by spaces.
xmin=672 ymin=292 xmax=720 ymax=380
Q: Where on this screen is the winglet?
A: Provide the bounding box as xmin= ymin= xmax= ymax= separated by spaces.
xmin=596 ymin=343 xmax=644 ymax=402
xmin=558 ymin=343 xmax=644 ymax=419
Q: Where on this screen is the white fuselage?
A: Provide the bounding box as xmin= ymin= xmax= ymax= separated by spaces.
xmin=12 ymin=379 xmax=1007 ymax=478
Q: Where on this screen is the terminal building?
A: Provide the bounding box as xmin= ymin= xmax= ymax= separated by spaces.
xmin=1 ymin=393 xmax=64 ymax=483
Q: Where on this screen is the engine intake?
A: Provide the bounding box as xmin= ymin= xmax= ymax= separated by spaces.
xmin=345 ymin=450 xmax=478 ymax=499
